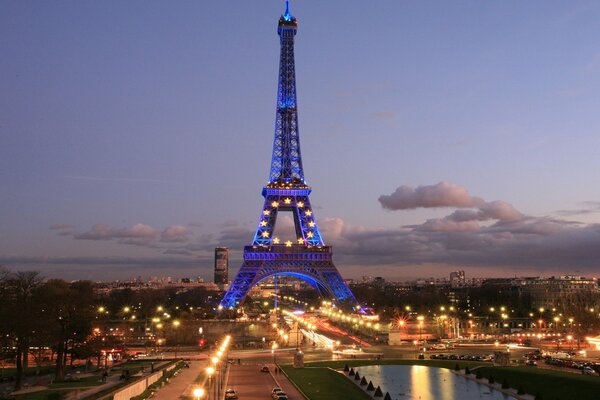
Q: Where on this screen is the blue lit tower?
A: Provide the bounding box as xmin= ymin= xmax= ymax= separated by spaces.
xmin=219 ymin=2 xmax=359 ymax=310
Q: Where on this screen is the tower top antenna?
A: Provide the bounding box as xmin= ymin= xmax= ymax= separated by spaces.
xmin=281 ymin=1 xmax=295 ymax=24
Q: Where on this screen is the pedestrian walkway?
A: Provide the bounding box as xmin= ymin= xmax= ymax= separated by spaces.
xmin=152 ymin=360 xmax=203 ymax=400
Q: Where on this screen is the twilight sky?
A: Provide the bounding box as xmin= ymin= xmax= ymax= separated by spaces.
xmin=2 ymin=1 xmax=600 ymax=281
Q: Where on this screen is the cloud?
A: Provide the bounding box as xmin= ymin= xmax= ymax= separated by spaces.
xmin=379 ymin=182 xmax=483 ymax=210
xmin=160 ymin=225 xmax=190 ymax=243
xmin=50 ymin=224 xmax=76 ymax=230
xmin=75 ymin=223 xmax=159 ymax=241
xmin=318 ymin=215 xmax=600 ymax=273
xmin=60 ymin=175 xmax=169 ymax=184
xmin=554 ymin=201 xmax=600 ymax=217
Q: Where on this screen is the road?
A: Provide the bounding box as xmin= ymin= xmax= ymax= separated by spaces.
xmin=226 ymin=363 xmax=303 ymax=400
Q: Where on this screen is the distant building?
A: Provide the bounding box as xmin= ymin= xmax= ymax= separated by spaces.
xmin=450 ymin=270 xmax=466 ymax=288
xmin=512 ymin=275 xmax=598 ymax=308
xmin=214 ymin=247 xmax=229 ymax=284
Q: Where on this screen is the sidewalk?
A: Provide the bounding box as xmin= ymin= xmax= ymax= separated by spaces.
xmin=152 ymin=361 xmax=203 ymax=400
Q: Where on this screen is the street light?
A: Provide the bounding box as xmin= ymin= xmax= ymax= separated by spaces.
xmin=272 ymin=343 xmax=278 ymax=365
xmin=206 ymin=367 xmax=214 ymax=400
xmin=193 ymin=387 xmax=205 ymax=400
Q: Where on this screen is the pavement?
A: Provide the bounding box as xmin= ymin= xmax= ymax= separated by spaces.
xmin=151 ymin=361 xmax=203 ymax=400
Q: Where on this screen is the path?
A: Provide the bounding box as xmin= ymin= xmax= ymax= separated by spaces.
xmin=152 ymin=361 xmax=203 ymax=400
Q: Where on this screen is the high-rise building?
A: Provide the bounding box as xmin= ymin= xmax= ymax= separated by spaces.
xmin=450 ymin=270 xmax=466 ymax=288
xmin=214 ymin=247 xmax=228 ymax=284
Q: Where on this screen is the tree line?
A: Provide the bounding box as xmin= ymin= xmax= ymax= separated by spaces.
xmin=0 ymin=268 xmax=96 ymax=390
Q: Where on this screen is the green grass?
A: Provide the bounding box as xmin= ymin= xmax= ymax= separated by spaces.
xmin=13 ymin=389 xmax=70 ymax=400
xmin=476 ymin=366 xmax=600 ymax=400
xmin=281 ymin=366 xmax=369 ymax=400
xmin=1 ymin=366 xmax=56 ymax=378
xmin=49 ymin=375 xmax=103 ymax=388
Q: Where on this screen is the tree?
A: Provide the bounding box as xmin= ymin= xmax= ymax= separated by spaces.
xmin=3 ymin=271 xmax=42 ymax=390
xmin=36 ymin=279 xmax=96 ymax=381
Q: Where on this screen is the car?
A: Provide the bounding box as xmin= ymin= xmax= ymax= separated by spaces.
xmin=417 ymin=353 xmax=425 ymax=360
xmin=275 ymin=396 xmax=288 ymax=400
xmin=261 ymin=365 xmax=270 ymax=373
xmin=582 ymin=367 xmax=597 ymax=376
xmin=225 ymin=389 xmax=238 ymax=399
xmin=272 ymin=391 xmax=287 ymax=399
xmin=272 ymin=388 xmax=284 ymax=395
xmin=525 ymin=359 xmax=537 ymax=367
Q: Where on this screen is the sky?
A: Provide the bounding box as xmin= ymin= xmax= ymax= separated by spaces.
xmin=2 ymin=1 xmax=600 ymax=281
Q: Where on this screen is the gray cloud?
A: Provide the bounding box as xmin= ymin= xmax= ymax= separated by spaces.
xmin=379 ymin=182 xmax=484 ymax=210
xmin=75 ymin=223 xmax=159 ymax=241
xmin=160 ymin=225 xmax=190 ymax=243
xmin=50 ymin=224 xmax=76 ymax=230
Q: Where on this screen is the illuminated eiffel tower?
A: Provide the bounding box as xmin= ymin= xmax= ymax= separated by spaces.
xmin=219 ymin=2 xmax=359 ymax=310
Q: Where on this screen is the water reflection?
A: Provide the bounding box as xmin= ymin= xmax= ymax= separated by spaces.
xmin=354 ymin=365 xmax=515 ymax=400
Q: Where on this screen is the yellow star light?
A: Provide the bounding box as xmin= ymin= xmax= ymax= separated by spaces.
xmin=271 ymin=201 xmax=279 ymax=208
xmin=297 ymin=201 xmax=304 ymax=208
xmin=308 ymin=221 xmax=315 ymax=227
xmin=285 ymin=240 xmax=293 ymax=247
xmin=263 ymin=210 xmax=270 ymax=215
xmin=273 ymin=237 xmax=280 ymax=244
xmin=262 ymin=231 xmax=270 ymax=238
xmin=298 ymin=238 xmax=305 ymax=244
xmin=284 ymin=198 xmax=292 ymax=204
xmin=307 ymin=231 xmax=314 ymax=238
xmin=305 ymin=210 xmax=312 ymax=216
xmin=260 ymin=220 xmax=267 ymax=226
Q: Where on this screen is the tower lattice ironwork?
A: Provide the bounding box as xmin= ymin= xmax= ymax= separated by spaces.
xmin=219 ymin=3 xmax=359 ymax=310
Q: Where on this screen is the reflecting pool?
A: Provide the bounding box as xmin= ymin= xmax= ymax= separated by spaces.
xmin=352 ymin=365 xmax=515 ymax=400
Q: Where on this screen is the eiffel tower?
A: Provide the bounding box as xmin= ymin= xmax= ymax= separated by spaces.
xmin=219 ymin=2 xmax=359 ymax=310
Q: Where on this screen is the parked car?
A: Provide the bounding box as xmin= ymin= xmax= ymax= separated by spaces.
xmin=261 ymin=365 xmax=270 ymax=373
xmin=525 ymin=359 xmax=537 ymax=367
xmin=582 ymin=367 xmax=597 ymax=376
xmin=272 ymin=391 xmax=287 ymax=399
xmin=225 ymin=389 xmax=238 ymax=399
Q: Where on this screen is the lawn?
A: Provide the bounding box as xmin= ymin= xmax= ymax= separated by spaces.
xmin=475 ymin=366 xmax=600 ymax=400
xmin=281 ymin=366 xmax=369 ymax=400
xmin=49 ymin=375 xmax=103 ymax=388
xmin=13 ymin=389 xmax=70 ymax=400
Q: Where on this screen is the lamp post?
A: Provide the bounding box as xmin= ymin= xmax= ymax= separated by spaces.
xmin=206 ymin=367 xmax=214 ymax=400
xmin=193 ymin=387 xmax=205 ymax=400
xmin=272 ymin=343 xmax=278 ymax=365
xmin=211 ymin=357 xmax=220 ymax=400
xmin=417 ymin=316 xmax=424 ymax=344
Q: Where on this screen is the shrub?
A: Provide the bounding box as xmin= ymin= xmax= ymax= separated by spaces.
xmin=502 ymin=378 xmax=510 ymax=389
xmin=384 ymin=393 xmax=392 ymax=400
xmin=465 ymin=366 xmax=471 ymax=375
xmin=349 ymin=368 xmax=355 ymax=376
xmin=354 ymin=372 xmax=361 ymax=381
xmin=518 ymin=386 xmax=525 ymax=395
xmin=454 ymin=363 xmax=460 ymax=371
xmin=344 ymin=364 xmax=349 ymax=372
xmin=475 ymin=369 xmax=482 ymax=379
xmin=488 ymin=375 xmax=495 ymax=384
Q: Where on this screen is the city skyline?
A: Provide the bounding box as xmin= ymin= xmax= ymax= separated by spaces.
xmin=2 ymin=1 xmax=600 ymax=280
